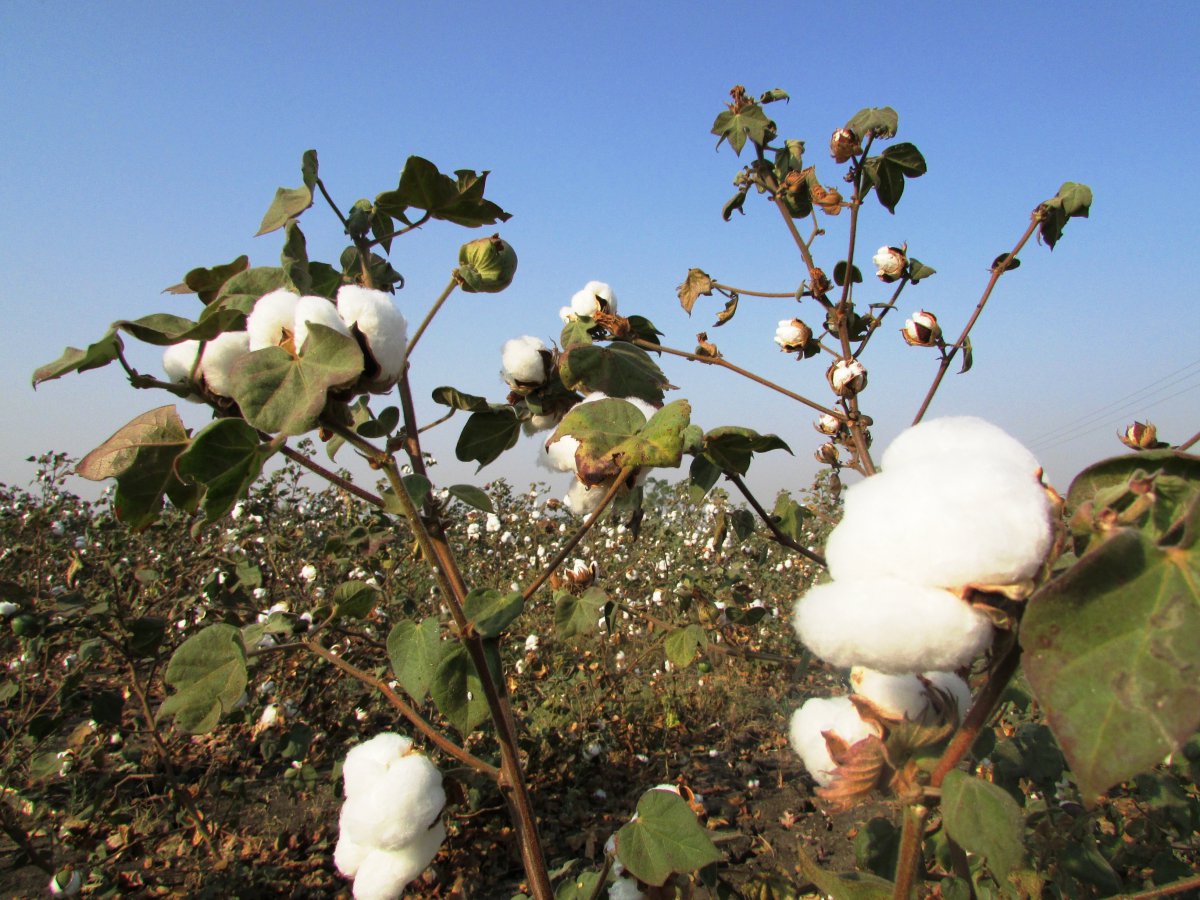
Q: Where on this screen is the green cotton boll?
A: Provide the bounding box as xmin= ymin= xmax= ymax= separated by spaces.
xmin=455 ymin=234 xmax=517 ymax=293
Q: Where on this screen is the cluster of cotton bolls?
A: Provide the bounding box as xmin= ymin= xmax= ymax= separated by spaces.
xmin=334 ymin=733 xmax=446 ymax=900
xmin=789 ymin=417 xmax=1056 ymax=787
xmin=163 ymin=285 xmax=408 ymax=400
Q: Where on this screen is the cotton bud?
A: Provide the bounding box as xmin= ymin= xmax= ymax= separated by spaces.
xmin=336 ymin=285 xmax=408 ymax=392
xmin=872 ymin=246 xmax=907 ymax=283
xmin=570 ymin=281 xmax=618 ymax=318
xmin=1119 ymin=421 xmax=1164 ymax=450
xmin=830 ymin=127 xmax=862 ymax=164
xmin=774 ymin=318 xmax=813 ymax=353
xmin=901 ymin=311 xmax=941 ymax=347
xmin=814 ymin=443 xmax=841 ymax=466
xmin=500 ymin=336 xmax=551 ymax=391
xmin=294 ymin=295 xmax=352 ymax=354
xmin=247 ymin=288 xmax=301 ymax=351
xmin=827 ymin=358 xmax=867 ymax=396
xmin=815 ymin=414 xmax=845 ymax=437
xmin=456 ymin=234 xmax=518 ymax=293
xmin=789 ymin=696 xmax=877 ymax=786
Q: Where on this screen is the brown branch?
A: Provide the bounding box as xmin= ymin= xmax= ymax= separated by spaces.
xmin=724 ymin=472 xmax=826 ymax=567
xmin=279 ymin=444 xmax=385 ymax=509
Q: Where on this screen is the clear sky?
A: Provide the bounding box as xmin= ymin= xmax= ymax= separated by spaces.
xmin=3 ymin=1 xmax=1197 ymax=504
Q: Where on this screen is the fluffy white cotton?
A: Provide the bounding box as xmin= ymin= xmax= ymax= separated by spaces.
xmin=541 ymin=432 xmax=580 ymax=473
xmin=789 ymin=696 xmax=878 ymax=786
xmin=163 ymin=340 xmax=202 ymax=385
xmin=247 ymin=289 xmax=300 ymax=351
xmin=501 ymin=336 xmax=549 ymax=388
xmin=341 ymin=733 xmax=414 ymax=798
xmin=881 ymin=416 xmax=1040 ymax=476
xmin=351 ymin=821 xmax=445 ymax=900
xmin=824 ymin=459 xmax=1054 ymax=588
xmin=337 ymin=285 xmax=408 ymax=389
xmin=339 ymin=751 xmax=446 ymax=850
xmin=608 ymin=878 xmax=648 ymax=900
xmin=792 ymin=577 xmax=993 ymax=674
xmin=565 ymin=479 xmax=607 ymax=517
xmin=198 ymin=331 xmax=251 ymax=397
xmin=334 ymin=832 xmax=372 ymax=877
xmin=570 ymin=280 xmax=618 ymax=317
xmin=294 ymin=295 xmax=351 ymax=354
xmin=523 ymin=413 xmax=561 ymax=436
xmin=850 ymin=667 xmax=971 ymax=723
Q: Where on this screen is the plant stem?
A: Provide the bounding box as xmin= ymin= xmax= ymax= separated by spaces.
xmin=711 ymin=282 xmax=797 ymax=299
xmin=278 ymin=444 xmax=386 ymax=509
xmin=724 ymin=472 xmax=826 ymax=567
xmin=891 ymin=802 xmax=928 ymax=899
xmin=365 ymin=210 xmax=432 ymax=248
xmin=912 ymin=218 xmax=1040 ymax=425
xmin=315 ymin=177 xmax=350 ymax=230
xmin=404 ymin=277 xmax=459 ymax=362
xmin=1176 ymin=430 xmax=1200 ymax=452
xmin=632 ymin=339 xmax=847 ymax=420
xmin=1116 ymin=874 xmax=1200 ymax=899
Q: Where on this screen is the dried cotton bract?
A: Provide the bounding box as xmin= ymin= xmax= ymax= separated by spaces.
xmin=789 ymin=696 xmax=878 ymax=787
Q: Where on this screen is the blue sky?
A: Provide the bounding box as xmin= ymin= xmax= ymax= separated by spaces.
xmin=3 ymin=2 xmax=1197 ymax=504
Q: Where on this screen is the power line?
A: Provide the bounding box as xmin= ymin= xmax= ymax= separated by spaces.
xmin=1029 ymin=377 xmax=1200 ymax=452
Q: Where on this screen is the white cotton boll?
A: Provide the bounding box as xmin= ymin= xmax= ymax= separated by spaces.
xmin=881 ymin=416 xmax=1040 ymax=476
xmin=789 ymin=696 xmax=878 ymax=786
xmin=923 ymin=671 xmax=972 ymax=720
xmin=608 ymin=878 xmax=648 ymax=900
xmin=849 ymin=667 xmax=970 ymax=723
xmin=340 ymin=752 xmax=446 ymax=850
xmin=163 ymin=341 xmax=202 ymax=385
xmin=793 ymin=577 xmax=993 ymax=674
xmin=825 ymin=461 xmax=1054 ymax=589
xmin=500 ymin=336 xmax=549 ymax=388
xmin=570 ymin=280 xmax=618 ymax=317
xmin=337 ymin=285 xmax=409 ymax=388
xmin=341 ymin=733 xmax=414 ymax=798
xmin=541 ymin=432 xmax=579 ymax=473
xmin=335 ymin=832 xmax=372 ymax=877
xmin=565 ymin=479 xmax=607 ymax=517
xmin=198 ymin=331 xmax=251 ymax=397
xmin=294 ymin=295 xmax=351 ymax=353
xmin=351 ymin=822 xmax=444 ymax=900
xmin=247 ymin=289 xmax=300 ymax=350
xmin=522 ymin=413 xmax=560 ymax=436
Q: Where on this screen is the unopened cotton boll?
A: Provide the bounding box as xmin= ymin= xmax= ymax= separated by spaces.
xmin=339 ymin=752 xmax=446 ymax=850
xmin=789 ymin=696 xmax=878 ymax=786
xmin=793 ymin=577 xmax=993 ymax=674
xmin=570 ymin=280 xmax=617 ymax=317
xmin=881 ymin=416 xmax=1040 ymax=476
xmin=850 ymin=667 xmax=971 ymax=723
xmin=337 ymin=285 xmax=408 ymax=390
xmin=500 ymin=335 xmax=549 ymax=388
xmin=351 ymin=821 xmax=446 ymax=900
xmin=294 ymin=295 xmax=352 ymax=353
xmin=824 ymin=459 xmax=1053 ymax=589
xmin=247 ymin=289 xmax=300 ymax=350
xmin=197 ymin=331 xmax=251 ymax=397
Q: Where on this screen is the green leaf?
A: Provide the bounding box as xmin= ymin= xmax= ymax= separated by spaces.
xmin=553 ymin=871 xmax=603 ymax=899
xmin=429 ymin=642 xmax=496 ymax=735
xmin=771 ymin=494 xmax=811 ymax=545
xmin=701 ymin=426 xmax=792 ymax=477
xmin=32 ymin=330 xmax=123 ymax=387
xmin=759 ymin=88 xmax=789 ymax=104
xmin=559 ymin=342 xmax=671 ymax=406
xmin=664 ymin=624 xmax=706 ymax=668
xmin=159 ymin=624 xmax=248 ymax=734
xmin=834 ymin=260 xmax=863 ymax=286
xmin=455 ymin=407 xmax=521 ymax=469
xmin=386 ymin=617 xmax=445 ymax=702
xmin=615 ymin=789 xmax=722 ymax=887
xmin=127 ymin=616 xmax=167 ymax=659
xmin=448 ymin=484 xmax=493 ymax=513
xmin=907 ymin=258 xmax=936 ymax=283
xmin=1021 ymin=525 xmax=1200 ymax=801
xmin=711 ymin=104 xmax=775 ymax=155
xmin=355 ymin=405 xmax=400 ymax=438
xmin=256 ymin=186 xmax=313 ymax=237
xmin=554 ymin=587 xmax=607 ymax=639
xmin=333 ymin=580 xmax=379 ymax=619
xmin=463 ymin=588 xmax=524 ymax=638
xmin=560 ymin=317 xmax=594 ymax=350
xmin=432 ymin=386 xmax=492 ymax=412
xmin=376 ymin=156 xmax=511 ymax=228
xmin=1038 ymin=182 xmax=1093 ymax=249
xmin=281 ymin=220 xmax=312 ymax=294
xmin=209 ymin=266 xmax=292 ymax=317
xmin=880 ymin=142 xmax=927 ymax=176
xmin=230 ymin=324 xmax=364 ymax=435
xmin=163 ymin=255 xmax=250 ymax=304
xmin=689 ymin=455 xmax=721 ymax=499
xmin=176 ymin=418 xmax=273 ymax=523
xmin=941 ymin=770 xmax=1026 ymax=879
xmin=846 ymin=107 xmax=899 ymax=139
xmin=548 ymin=398 xmax=656 ymax=485
xmin=722 ymin=189 xmax=747 ymax=221
xmin=114 ymin=310 xmax=246 ymax=345
xmin=958 ymin=336 xmax=973 ymax=374
xmin=76 ymin=406 xmax=198 ymax=529
xmin=853 ymin=817 xmax=901 ymax=880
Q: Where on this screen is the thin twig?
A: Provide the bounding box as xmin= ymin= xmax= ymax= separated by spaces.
xmin=711 ymin=282 xmax=797 ymax=299
xmin=724 ymin=472 xmax=826 ymax=567
xmin=1175 ymin=430 xmax=1200 ymax=452
xmin=279 ymin=444 xmax=386 ymax=509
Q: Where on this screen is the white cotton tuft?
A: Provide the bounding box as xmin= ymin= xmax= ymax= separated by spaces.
xmin=541 ymin=432 xmax=579 ymax=472
xmin=501 ymin=336 xmax=549 ymax=388
xmin=163 ymin=340 xmax=202 ymax=385
xmin=570 ymin=280 xmax=618 ymax=317
xmin=881 ymin=416 xmax=1040 ymax=476
xmin=334 ymin=832 xmax=372 ymax=877
xmin=608 ymin=877 xmax=648 ymax=900
xmin=824 ymin=459 xmax=1053 ymax=588
xmin=247 ymin=289 xmax=300 ymax=351
xmin=337 ymin=285 xmax=408 ymax=389
xmin=924 ymin=671 xmax=973 ymax=720
xmin=340 ymin=751 xmax=445 ymax=850
xmin=351 ymin=822 xmax=445 ymax=900
xmin=198 ymin=331 xmax=251 ymax=397
xmin=341 ymin=733 xmax=414 ymax=798
xmin=523 ymin=413 xmax=561 ymax=436
xmin=792 ymin=577 xmax=993 ymax=674
xmin=564 ymin=479 xmax=607 ymax=517
xmin=788 ymin=696 xmax=878 ymax=786
xmin=294 ymin=295 xmax=351 ymax=354
xmin=850 ymin=667 xmax=971 ymax=723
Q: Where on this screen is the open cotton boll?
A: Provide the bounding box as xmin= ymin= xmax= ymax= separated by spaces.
xmin=923 ymin=671 xmax=973 ymax=720
xmin=247 ymin=289 xmax=300 ymax=351
xmin=294 ymin=295 xmax=352 ymax=354
xmin=824 ymin=460 xmax=1054 ymax=589
xmin=789 ymin=696 xmax=878 ymax=786
xmin=341 ymin=733 xmax=415 ymax=799
xmin=197 ymin=331 xmax=251 ymax=398
xmin=501 ymin=336 xmax=549 ymax=388
xmin=340 ymin=752 xmax=446 ymax=850
xmin=564 ymin=479 xmax=607 ymax=517
xmin=334 ymin=832 xmax=372 ymax=878
xmin=850 ymin=667 xmax=971 ymax=723
xmin=337 ymin=285 xmax=408 ymax=389
xmin=522 ymin=413 xmax=561 ymax=436
xmin=570 ymin=280 xmax=618 ymax=317
xmin=881 ymin=416 xmax=1040 ymax=476
xmin=793 ymin=577 xmax=993 ymax=674
xmin=163 ymin=340 xmax=202 ymax=385
xmin=540 ymin=432 xmax=579 ymax=472
xmin=351 ymin=821 xmax=445 ymax=900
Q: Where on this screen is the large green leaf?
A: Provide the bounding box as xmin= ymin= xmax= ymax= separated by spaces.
xmin=559 ymin=342 xmax=670 ymax=406
xmin=386 ymin=617 xmax=446 ymax=702
xmin=163 ymin=254 xmax=250 ymax=304
xmin=615 ymin=789 xmax=722 ymax=886
xmin=208 ymin=267 xmax=292 ymax=318
xmin=332 ymin=580 xmax=379 ymax=619
xmin=230 ymin=324 xmax=364 ymax=435
xmin=549 ymin=398 xmax=648 ymax=485
xmin=701 ymin=426 xmax=792 ymax=476
xmin=281 ymin=219 xmax=312 ymax=293
xmin=846 ymin=107 xmax=899 ymax=139
xmin=448 ymin=484 xmax=493 ymax=513
xmin=159 ymin=624 xmax=248 ymax=734
xmin=463 ymin=588 xmax=524 ymax=638
xmin=175 ymin=418 xmax=273 ymax=522
xmin=76 ymin=406 xmax=198 ymax=528
xmin=429 ymin=642 xmax=497 ymax=735
xmin=255 ymin=150 xmax=318 ymax=236
xmin=32 ymin=330 xmax=124 ymax=387
xmin=1038 ymin=182 xmax=1093 ymax=249
xmin=554 ymin=587 xmax=607 ymax=639
xmin=375 ymin=156 xmax=511 ymax=228
xmin=115 ymin=310 xmax=246 ymax=345
xmin=664 ymin=624 xmax=706 ymax=668
xmin=432 ymin=385 xmax=492 ymax=412
xmin=711 ymin=103 xmax=775 ymax=155
xmin=941 ymin=770 xmax=1027 ymax=880
xmin=455 ymin=407 xmax=520 ymax=468
xmin=1021 ymin=524 xmax=1200 ymax=801
xmin=795 ymin=847 xmax=894 ymax=900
